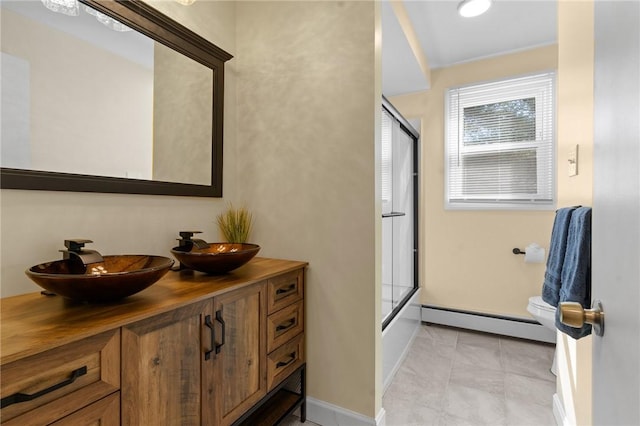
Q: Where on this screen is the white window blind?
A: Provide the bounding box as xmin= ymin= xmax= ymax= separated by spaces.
xmin=445 ymin=72 xmax=555 ymax=209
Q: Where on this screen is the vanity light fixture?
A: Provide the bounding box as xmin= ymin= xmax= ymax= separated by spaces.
xmin=457 ymin=0 xmax=492 ymax=18
xmin=174 ymin=0 xmax=197 ymax=5
xmin=41 ymin=0 xmax=79 ymax=16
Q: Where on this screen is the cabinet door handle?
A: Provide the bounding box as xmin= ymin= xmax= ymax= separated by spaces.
xmin=276 ymin=318 xmax=296 ymax=332
xmin=275 ymin=283 xmax=296 ymax=296
xmin=0 ymin=365 xmax=87 ymax=409
xmin=204 ymin=315 xmax=215 ymax=361
xmin=215 ymin=309 xmax=226 ymax=354
xmin=276 ymin=352 xmax=297 ymax=368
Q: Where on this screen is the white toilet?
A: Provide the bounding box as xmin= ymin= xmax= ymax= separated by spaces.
xmin=527 ymin=296 xmax=558 ymax=375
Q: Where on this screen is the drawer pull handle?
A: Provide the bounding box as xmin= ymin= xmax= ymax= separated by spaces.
xmin=276 ymin=319 xmax=296 ymax=332
xmin=275 ymin=283 xmax=296 ymax=296
xmin=204 ymin=315 xmax=215 ymax=361
xmin=0 ymin=366 xmax=87 ymax=409
xmin=276 ymin=352 xmax=297 ymax=368
xmin=215 ymin=309 xmax=226 ymax=354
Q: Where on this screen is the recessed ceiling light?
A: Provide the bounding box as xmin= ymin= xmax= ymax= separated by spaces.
xmin=458 ymin=0 xmax=492 ymax=18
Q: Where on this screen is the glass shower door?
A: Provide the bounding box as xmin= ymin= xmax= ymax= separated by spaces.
xmin=381 ymin=99 xmax=418 ymax=329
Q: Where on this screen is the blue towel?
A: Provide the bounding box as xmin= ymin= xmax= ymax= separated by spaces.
xmin=555 ymin=207 xmax=592 ymax=339
xmin=542 ymin=207 xmax=577 ymax=307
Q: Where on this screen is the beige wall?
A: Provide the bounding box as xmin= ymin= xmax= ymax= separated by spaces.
xmin=391 ymin=45 xmax=558 ymax=318
xmin=556 ymin=1 xmax=594 ymax=425
xmin=234 ymin=2 xmax=380 ymax=417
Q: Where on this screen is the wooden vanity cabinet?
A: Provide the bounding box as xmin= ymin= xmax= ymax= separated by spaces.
xmin=49 ymin=392 xmax=120 ymax=426
xmin=205 ymin=282 xmax=268 ymax=426
xmin=0 ymin=330 xmax=120 ymax=426
xmin=265 ymin=270 xmax=304 ymax=391
xmin=1 ymin=258 xmax=307 ymax=426
xmin=235 ymin=269 xmax=306 ymax=425
xmin=121 ymin=280 xmax=298 ymax=426
xmin=121 ymin=300 xmax=212 ymax=426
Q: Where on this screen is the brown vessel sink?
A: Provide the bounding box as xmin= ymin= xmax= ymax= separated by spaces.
xmin=171 ymin=243 xmax=260 ymax=274
xmin=26 ymin=255 xmax=174 ymax=303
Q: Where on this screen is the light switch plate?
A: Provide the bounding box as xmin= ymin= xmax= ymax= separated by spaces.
xmin=568 ymin=144 xmax=579 ymax=177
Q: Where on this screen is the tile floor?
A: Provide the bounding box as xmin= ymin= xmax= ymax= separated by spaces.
xmin=283 ymin=323 xmax=556 ymax=426
xmin=281 ymin=413 xmax=319 ymax=426
xmin=383 ymin=324 xmax=556 ymax=426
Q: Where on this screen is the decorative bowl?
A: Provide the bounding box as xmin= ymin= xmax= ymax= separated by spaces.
xmin=26 ymin=255 xmax=174 ymax=303
xmin=171 ymin=243 xmax=260 ymax=274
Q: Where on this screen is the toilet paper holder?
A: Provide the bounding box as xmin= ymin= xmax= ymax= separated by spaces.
xmin=512 ymin=244 xmax=546 ymax=264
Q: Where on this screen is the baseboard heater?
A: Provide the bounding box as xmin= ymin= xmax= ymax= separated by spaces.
xmin=421 ymin=304 xmax=556 ymax=344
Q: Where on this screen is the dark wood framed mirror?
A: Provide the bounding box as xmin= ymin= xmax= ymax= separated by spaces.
xmin=0 ymin=0 xmax=232 ymax=197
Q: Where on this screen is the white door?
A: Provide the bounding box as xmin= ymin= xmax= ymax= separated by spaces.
xmin=592 ymin=1 xmax=640 ymax=425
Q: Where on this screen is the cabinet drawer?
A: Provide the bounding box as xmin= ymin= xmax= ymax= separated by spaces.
xmin=267 ymin=269 xmax=303 ymax=314
xmin=267 ymin=301 xmax=304 ymax=353
xmin=50 ymin=392 xmax=120 ymax=426
xmin=0 ymin=330 xmax=120 ymax=426
xmin=267 ymin=333 xmax=304 ymax=391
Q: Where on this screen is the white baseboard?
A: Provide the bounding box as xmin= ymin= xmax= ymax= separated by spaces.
xmin=306 ymin=397 xmax=384 ymax=426
xmin=553 ymin=393 xmax=569 ymax=426
xmin=422 ymin=305 xmax=556 ymax=344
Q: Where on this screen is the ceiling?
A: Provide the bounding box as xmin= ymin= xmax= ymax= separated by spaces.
xmin=382 ymin=0 xmax=558 ymax=97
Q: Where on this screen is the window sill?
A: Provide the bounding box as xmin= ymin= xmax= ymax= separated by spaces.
xmin=445 ymin=202 xmax=556 ymax=211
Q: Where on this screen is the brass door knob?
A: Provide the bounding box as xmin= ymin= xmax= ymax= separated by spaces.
xmin=559 ymin=300 xmax=605 ymax=336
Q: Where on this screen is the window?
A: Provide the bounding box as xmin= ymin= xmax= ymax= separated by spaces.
xmin=445 ymin=72 xmax=555 ymax=209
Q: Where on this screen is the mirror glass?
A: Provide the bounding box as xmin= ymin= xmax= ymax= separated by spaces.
xmin=0 ymin=0 xmax=228 ymax=195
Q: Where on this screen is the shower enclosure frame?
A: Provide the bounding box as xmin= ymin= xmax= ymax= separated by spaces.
xmin=381 ymin=96 xmax=419 ymax=331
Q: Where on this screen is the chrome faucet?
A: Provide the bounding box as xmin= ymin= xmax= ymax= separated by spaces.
xmin=60 ymin=239 xmax=104 ymax=265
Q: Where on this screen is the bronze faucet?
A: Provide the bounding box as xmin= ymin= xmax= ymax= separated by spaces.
xmin=60 ymin=239 xmax=104 ymax=266
xmin=177 ymin=231 xmax=210 ymax=250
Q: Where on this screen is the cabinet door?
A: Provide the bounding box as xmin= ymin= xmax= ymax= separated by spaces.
xmin=204 ymin=282 xmax=267 ymax=426
xmin=121 ymin=300 xmax=212 ymax=426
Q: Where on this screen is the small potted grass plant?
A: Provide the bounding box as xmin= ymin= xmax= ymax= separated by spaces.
xmin=216 ymin=204 xmax=254 ymax=243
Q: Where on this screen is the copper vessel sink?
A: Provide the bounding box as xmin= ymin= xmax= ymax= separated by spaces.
xmin=171 ymin=243 xmax=260 ymax=274
xmin=26 ymin=255 xmax=174 ymax=303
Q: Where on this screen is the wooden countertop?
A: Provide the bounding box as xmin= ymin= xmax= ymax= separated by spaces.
xmin=0 ymin=257 xmax=307 ymax=365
